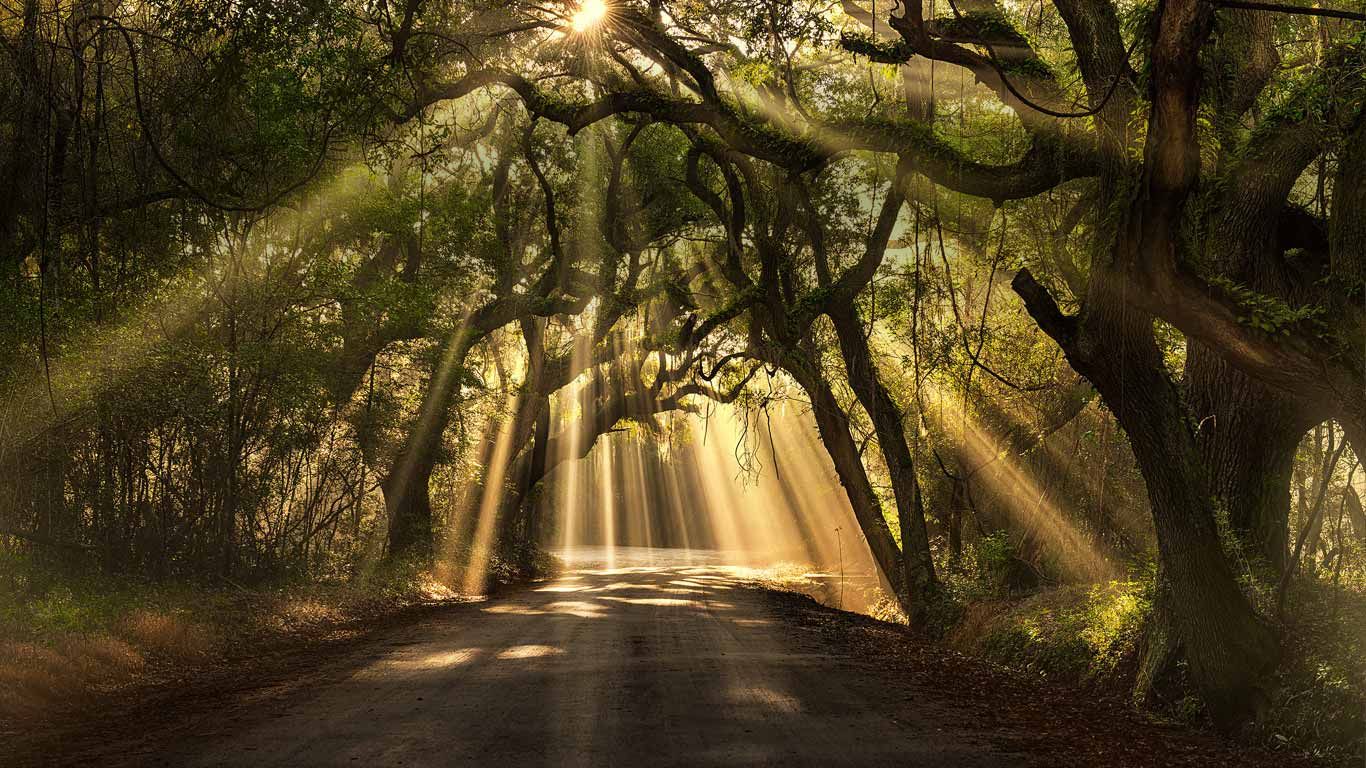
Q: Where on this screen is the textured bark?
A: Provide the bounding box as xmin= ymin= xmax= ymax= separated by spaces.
xmin=1133 ymin=571 xmax=1181 ymax=708
xmin=1186 ymin=343 xmax=1311 ymax=571
xmin=1331 ymin=114 xmax=1366 ymax=285
xmin=1015 ymin=271 xmax=1279 ymax=732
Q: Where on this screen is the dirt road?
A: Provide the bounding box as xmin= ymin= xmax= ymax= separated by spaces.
xmin=135 ymin=549 xmax=1001 ymax=767
xmin=16 ymin=548 xmax=1304 ymax=767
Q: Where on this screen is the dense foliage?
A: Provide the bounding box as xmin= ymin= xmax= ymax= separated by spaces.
xmin=4 ymin=0 xmax=1366 ymax=759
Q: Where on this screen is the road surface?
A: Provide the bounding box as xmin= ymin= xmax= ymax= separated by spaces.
xmin=25 ymin=548 xmax=1291 ymax=767
xmin=139 ymin=547 xmax=1011 ymax=767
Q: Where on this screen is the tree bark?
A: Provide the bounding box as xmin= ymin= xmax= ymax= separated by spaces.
xmin=1186 ymin=343 xmax=1311 ymax=572
xmin=1015 ymin=271 xmax=1279 ymax=731
xmin=827 ymin=303 xmax=939 ymax=626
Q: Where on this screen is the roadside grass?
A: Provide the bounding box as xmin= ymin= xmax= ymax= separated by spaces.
xmin=749 ymin=532 xmax=1366 ymax=765
xmin=934 ymin=539 xmax=1366 ymax=765
xmin=945 ymin=580 xmax=1149 ymax=689
xmin=0 ymin=548 xmax=549 ymax=724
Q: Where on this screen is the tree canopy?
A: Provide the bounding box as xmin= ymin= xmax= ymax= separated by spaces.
xmin=5 ymin=0 xmax=1366 ymax=749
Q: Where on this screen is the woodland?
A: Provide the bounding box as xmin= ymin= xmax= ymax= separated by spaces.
xmin=3 ymin=0 xmax=1366 ymax=762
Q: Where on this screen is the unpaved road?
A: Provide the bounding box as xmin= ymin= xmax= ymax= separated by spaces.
xmin=157 ymin=550 xmax=1008 ymax=767
xmin=12 ymin=548 xmax=1306 ymax=768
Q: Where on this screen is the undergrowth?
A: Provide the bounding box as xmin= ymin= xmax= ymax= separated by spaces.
xmin=0 ymin=546 xmax=551 ymax=724
xmin=938 ymin=534 xmax=1366 ymax=765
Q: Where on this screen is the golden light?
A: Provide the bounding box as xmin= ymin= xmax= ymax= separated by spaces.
xmin=571 ymin=0 xmax=608 ymax=32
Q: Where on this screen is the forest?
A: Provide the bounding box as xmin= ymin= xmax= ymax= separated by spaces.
xmin=3 ymin=0 xmax=1366 ymax=765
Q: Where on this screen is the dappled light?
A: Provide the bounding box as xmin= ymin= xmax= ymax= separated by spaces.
xmin=5 ymin=0 xmax=1366 ymax=764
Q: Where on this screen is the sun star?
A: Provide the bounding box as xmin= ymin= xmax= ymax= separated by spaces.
xmin=571 ymin=0 xmax=608 ymax=33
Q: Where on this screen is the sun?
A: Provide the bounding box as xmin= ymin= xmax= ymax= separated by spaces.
xmin=571 ymin=0 xmax=608 ymax=33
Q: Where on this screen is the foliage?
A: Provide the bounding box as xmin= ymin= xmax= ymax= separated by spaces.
xmin=960 ymin=580 xmax=1149 ymax=683
xmin=839 ymin=33 xmax=913 ymax=65
xmin=1208 ymin=276 xmax=1326 ymax=337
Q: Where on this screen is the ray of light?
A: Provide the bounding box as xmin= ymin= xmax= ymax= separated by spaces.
xmin=926 ymin=380 xmax=1117 ymax=581
xmin=596 ymin=433 xmax=619 ymax=569
xmin=462 ymin=389 xmax=525 ymax=595
xmin=553 ymin=327 xmax=594 ymax=554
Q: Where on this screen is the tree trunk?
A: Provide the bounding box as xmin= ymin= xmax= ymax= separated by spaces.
xmin=1133 ymin=569 xmax=1182 ymax=708
xmin=383 ymin=448 xmax=437 ymax=560
xmin=383 ymin=328 xmax=479 ymax=560
xmin=495 ymin=393 xmax=551 ymax=564
xmin=1186 ymin=343 xmax=1310 ymax=571
xmin=1015 ymin=273 xmax=1279 ymax=731
xmin=827 ymin=304 xmax=939 ymax=622
xmin=1091 ymin=311 xmax=1277 ymax=731
xmin=521 ymin=397 xmax=552 ymax=545
xmin=774 ymin=347 xmax=914 ymax=621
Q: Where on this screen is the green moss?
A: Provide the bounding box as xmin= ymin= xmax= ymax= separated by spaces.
xmin=998 ymin=55 xmax=1054 ymax=81
xmin=1207 ymin=275 xmax=1327 ymax=337
xmin=933 ymin=11 xmax=1029 ymax=47
xmin=839 ymin=32 xmax=914 ymax=65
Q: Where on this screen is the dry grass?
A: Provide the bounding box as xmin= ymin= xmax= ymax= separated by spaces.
xmin=0 ymin=568 xmax=463 ymax=726
xmin=0 ymin=635 xmax=145 ymax=719
xmin=260 ymin=597 xmax=346 ymax=634
xmin=944 ymin=599 xmax=1013 ymax=650
xmin=0 ymin=642 xmax=71 ymax=717
xmin=116 ymin=609 xmax=214 ymax=661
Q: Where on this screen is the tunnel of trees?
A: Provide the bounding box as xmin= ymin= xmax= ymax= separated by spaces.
xmin=4 ymin=0 xmax=1366 ymax=748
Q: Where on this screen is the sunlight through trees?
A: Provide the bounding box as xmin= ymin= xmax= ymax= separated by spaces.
xmin=4 ymin=0 xmax=1366 ymax=759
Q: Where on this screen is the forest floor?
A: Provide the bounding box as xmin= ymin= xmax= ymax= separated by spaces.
xmin=4 ymin=549 xmax=1319 ymax=768
xmin=0 ymin=556 xmax=483 ymax=729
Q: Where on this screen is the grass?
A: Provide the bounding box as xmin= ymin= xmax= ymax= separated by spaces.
xmin=946 ymin=579 xmax=1150 ymax=687
xmin=936 ymin=537 xmax=1366 ymax=765
xmin=0 ymin=551 xmax=499 ymax=724
xmin=1263 ymin=578 xmax=1366 ymax=763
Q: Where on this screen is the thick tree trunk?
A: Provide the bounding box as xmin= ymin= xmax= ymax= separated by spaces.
xmin=1133 ymin=569 xmax=1182 ymax=708
xmin=383 ymin=448 xmax=437 ymax=560
xmin=1015 ymin=273 xmax=1279 ymax=731
xmin=827 ymin=304 xmax=939 ymax=621
xmin=1104 ymin=333 xmax=1277 ymax=730
xmin=383 ymin=329 xmax=479 ymax=560
xmin=494 ymin=321 xmax=551 ymax=557
xmin=521 ymin=398 xmax=551 ymax=544
xmin=1186 ymin=343 xmax=1310 ymax=572
xmin=496 ymin=393 xmax=551 ymax=563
